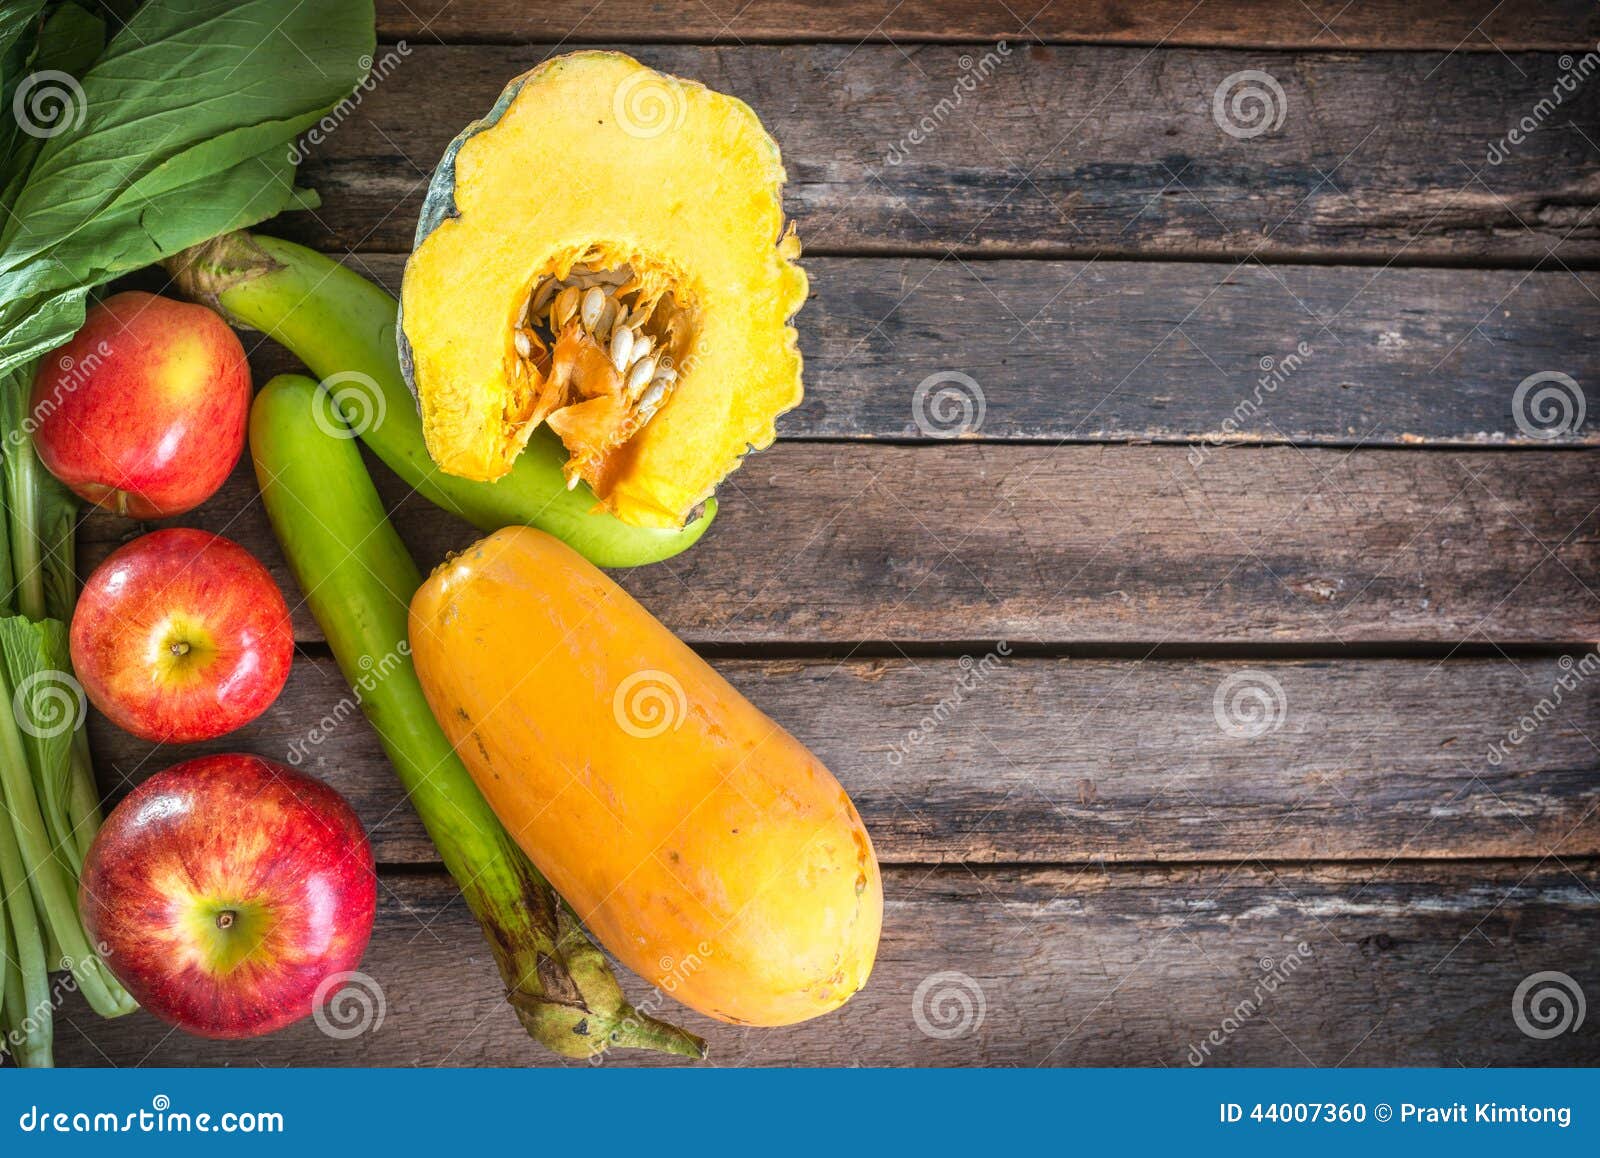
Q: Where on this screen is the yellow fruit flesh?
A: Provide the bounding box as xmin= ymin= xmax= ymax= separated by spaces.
xmin=402 ymin=52 xmax=807 ymax=529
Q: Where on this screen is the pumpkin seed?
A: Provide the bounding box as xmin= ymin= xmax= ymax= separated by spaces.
xmin=581 ymin=286 xmax=605 ymax=330
xmin=638 ymin=381 xmax=668 ymax=412
xmin=626 ymin=356 xmax=657 ymax=394
xmin=554 ymin=285 xmax=580 ymax=329
xmin=529 ymin=278 xmax=559 ymax=314
xmin=595 ymin=298 xmax=619 ymax=340
xmin=629 ymin=334 xmax=653 ymax=366
xmin=610 ymin=326 xmax=634 ymax=373
xmin=514 ymin=330 xmax=533 ymax=358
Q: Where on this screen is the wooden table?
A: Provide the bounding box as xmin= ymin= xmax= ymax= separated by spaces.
xmin=59 ymin=2 xmax=1600 ymax=1066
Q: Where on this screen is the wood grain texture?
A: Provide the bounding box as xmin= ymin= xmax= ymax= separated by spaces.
xmin=86 ymin=655 xmax=1600 ymax=865
xmin=52 ymin=861 xmax=1600 ymax=1066
xmin=375 ymin=0 xmax=1600 ymax=50
xmin=79 ymin=444 xmax=1600 ymax=645
xmin=245 ymin=253 xmax=1600 ymax=446
xmin=283 ymin=45 xmax=1600 ymax=259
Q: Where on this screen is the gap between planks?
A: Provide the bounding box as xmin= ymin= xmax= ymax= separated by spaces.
xmin=87 ymin=653 xmax=1600 ymax=866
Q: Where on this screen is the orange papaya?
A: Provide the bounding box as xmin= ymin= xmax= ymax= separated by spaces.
xmin=408 ymin=527 xmax=881 ymax=1027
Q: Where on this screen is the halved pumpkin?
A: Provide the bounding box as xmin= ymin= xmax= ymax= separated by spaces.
xmin=400 ymin=51 xmax=807 ymax=530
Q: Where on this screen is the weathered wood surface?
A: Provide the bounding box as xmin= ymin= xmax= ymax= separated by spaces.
xmin=375 ymin=0 xmax=1600 ymax=50
xmin=87 ymin=655 xmax=1600 ymax=866
xmin=285 ymin=45 xmax=1600 ymax=260
xmin=243 ymin=253 xmax=1600 ymax=446
xmin=54 ymin=862 xmax=1600 ymax=1066
xmin=80 ymin=444 xmax=1600 ymax=646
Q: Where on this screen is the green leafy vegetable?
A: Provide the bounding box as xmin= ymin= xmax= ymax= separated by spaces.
xmin=0 ymin=0 xmax=375 ymax=1067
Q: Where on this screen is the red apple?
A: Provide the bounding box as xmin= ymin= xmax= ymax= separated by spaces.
xmin=70 ymin=528 xmax=293 ymax=743
xmin=30 ymin=290 xmax=249 ymax=518
xmin=79 ymin=753 xmax=377 ymax=1039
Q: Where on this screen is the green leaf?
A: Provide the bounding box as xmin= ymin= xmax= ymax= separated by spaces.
xmin=0 ymin=0 xmax=376 ymax=376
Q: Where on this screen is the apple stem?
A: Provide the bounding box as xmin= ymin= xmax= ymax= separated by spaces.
xmin=170 ymin=641 xmax=190 ymax=657
xmin=215 ymin=910 xmax=236 ymax=930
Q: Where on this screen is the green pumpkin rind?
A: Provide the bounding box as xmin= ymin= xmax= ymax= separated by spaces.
xmin=397 ymin=71 xmax=532 ymax=398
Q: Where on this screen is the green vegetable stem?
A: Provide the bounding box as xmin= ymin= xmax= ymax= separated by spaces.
xmin=249 ymin=372 xmax=706 ymax=1061
xmin=0 ymin=0 xmax=378 ymax=1066
xmin=164 ymin=231 xmax=714 ymax=569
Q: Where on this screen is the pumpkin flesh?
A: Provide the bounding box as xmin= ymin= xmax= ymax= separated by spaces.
xmin=401 ymin=52 xmax=807 ymax=529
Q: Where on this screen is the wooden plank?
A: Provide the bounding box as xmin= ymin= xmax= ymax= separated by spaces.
xmin=248 ymin=253 xmax=1600 ymax=446
xmin=53 ymin=861 xmax=1600 ymax=1066
xmin=376 ymin=0 xmax=1600 ymax=51
xmin=79 ymin=444 xmax=1600 ymax=646
xmin=86 ymin=656 xmax=1600 ymax=865
xmin=284 ymin=45 xmax=1600 ymax=260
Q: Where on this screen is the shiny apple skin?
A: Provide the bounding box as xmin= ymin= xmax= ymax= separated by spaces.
xmin=70 ymin=528 xmax=294 ymax=743
xmin=30 ymin=291 xmax=249 ymax=518
xmin=79 ymin=753 xmax=377 ymax=1040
